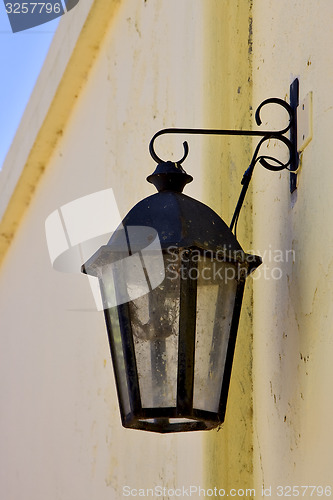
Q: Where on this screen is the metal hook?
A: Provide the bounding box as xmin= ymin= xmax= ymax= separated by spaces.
xmin=149 ymin=130 xmax=189 ymax=164
xmin=255 ymin=97 xmax=294 ymax=135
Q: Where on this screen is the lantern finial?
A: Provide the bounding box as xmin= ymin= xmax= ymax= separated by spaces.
xmin=147 ymin=160 xmax=193 ymax=193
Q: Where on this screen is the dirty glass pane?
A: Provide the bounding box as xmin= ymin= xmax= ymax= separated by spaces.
xmin=193 ymin=257 xmax=237 ymax=413
xmin=130 ymin=254 xmax=180 ymax=408
xmin=100 ymin=276 xmax=131 ymax=417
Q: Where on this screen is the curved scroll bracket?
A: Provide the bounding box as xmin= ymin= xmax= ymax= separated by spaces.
xmin=148 ymin=79 xmax=299 ymax=234
xmin=149 ymin=94 xmax=297 ymax=170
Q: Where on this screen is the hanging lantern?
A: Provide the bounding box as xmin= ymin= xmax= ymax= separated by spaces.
xmin=82 ymin=161 xmax=261 ymax=433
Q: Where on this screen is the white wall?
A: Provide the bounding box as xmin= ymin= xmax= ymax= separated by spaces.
xmin=0 ymin=1 xmax=209 ymax=498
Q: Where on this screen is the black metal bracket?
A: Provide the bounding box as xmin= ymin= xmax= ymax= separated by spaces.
xmin=289 ymin=78 xmax=299 ymax=193
xmin=149 ymin=79 xmax=299 ymax=235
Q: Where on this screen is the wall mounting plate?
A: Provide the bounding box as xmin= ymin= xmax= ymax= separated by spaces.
xmin=297 ymin=91 xmax=313 ymax=152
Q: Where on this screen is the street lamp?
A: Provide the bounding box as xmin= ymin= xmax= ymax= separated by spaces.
xmin=82 ymin=80 xmax=299 ymax=433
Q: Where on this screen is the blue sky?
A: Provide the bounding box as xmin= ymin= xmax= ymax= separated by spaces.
xmin=0 ymin=5 xmax=59 ymax=167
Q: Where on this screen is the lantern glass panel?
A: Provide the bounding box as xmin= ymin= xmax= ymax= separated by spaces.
xmin=100 ymin=276 xmax=131 ymax=418
xmin=193 ymin=256 xmax=238 ymax=413
xmin=130 ymin=253 xmax=180 ymax=408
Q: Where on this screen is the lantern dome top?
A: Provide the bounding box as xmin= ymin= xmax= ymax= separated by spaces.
xmin=116 ymin=190 xmax=242 ymax=254
xmin=82 ymin=165 xmax=262 ymax=277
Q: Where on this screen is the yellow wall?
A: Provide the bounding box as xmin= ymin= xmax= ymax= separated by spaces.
xmin=203 ymin=1 xmax=255 ymax=495
xmin=204 ymin=0 xmax=333 ymax=494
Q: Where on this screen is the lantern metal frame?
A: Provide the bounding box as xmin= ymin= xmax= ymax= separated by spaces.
xmin=102 ymin=258 xmax=247 ymax=433
xmin=82 ymin=80 xmax=299 ymax=433
xmin=83 ymin=192 xmax=261 ymax=432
